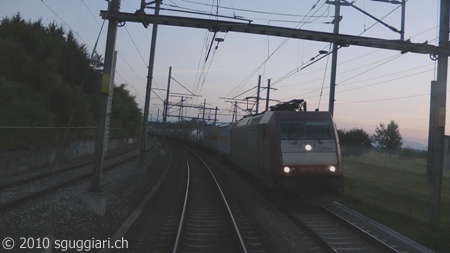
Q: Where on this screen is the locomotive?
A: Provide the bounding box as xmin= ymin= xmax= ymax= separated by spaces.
xmin=152 ymin=100 xmax=344 ymax=195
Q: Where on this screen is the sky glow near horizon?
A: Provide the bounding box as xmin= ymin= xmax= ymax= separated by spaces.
xmin=1 ymin=0 xmax=447 ymax=147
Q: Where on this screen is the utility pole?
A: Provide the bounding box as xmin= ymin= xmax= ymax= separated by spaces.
xmin=86 ymin=0 xmax=120 ymax=216
xmin=400 ymin=0 xmax=406 ymax=41
xmin=428 ymin=0 xmax=449 ymax=227
xmin=369 ymin=0 xmax=406 ymax=40
xmin=139 ymin=0 xmax=161 ymax=167
xmin=162 ymin=66 xmax=172 ymax=151
xmin=256 ymin=75 xmax=261 ymax=114
xmin=157 ymin=108 xmax=160 ymax=123
xmin=178 ymin=96 xmax=184 ymax=122
xmin=265 ymin=79 xmax=271 ymax=112
xmin=214 ymin=106 xmax=218 ymax=124
xmin=202 ymin=99 xmax=207 ymax=123
xmin=233 ymin=101 xmax=238 ymax=123
xmin=328 ymin=0 xmax=342 ymax=116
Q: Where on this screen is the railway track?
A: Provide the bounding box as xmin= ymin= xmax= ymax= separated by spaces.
xmin=290 ymin=206 xmax=396 ymax=252
xmin=323 ymin=202 xmax=433 ymax=253
xmin=1 ymin=142 xmax=140 ymax=189
xmin=172 ymin=148 xmax=247 ymax=253
xmin=101 ymin=142 xmax=267 ymax=252
xmin=0 ymin=139 xmax=155 ymax=211
xmin=276 ymin=200 xmax=432 ymax=253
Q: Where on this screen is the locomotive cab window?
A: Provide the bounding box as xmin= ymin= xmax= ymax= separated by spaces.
xmin=279 ymin=120 xmax=333 ymax=140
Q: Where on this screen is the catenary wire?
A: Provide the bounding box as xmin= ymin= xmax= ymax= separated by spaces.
xmin=223 ymin=0 xmax=326 ymax=100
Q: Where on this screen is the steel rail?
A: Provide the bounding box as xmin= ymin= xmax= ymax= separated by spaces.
xmin=319 ymin=205 xmax=398 ymax=253
xmin=329 ymin=201 xmax=434 ymax=253
xmin=278 ymin=207 xmax=338 ymax=253
xmin=172 ymin=150 xmax=190 ymax=253
xmin=0 ymin=140 xmax=155 ymax=211
xmin=2 ymin=139 xmax=154 ymax=189
xmin=190 ymin=151 xmax=248 ymax=253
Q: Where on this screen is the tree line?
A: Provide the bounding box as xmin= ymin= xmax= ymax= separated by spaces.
xmin=337 ymin=120 xmax=421 ymax=157
xmin=0 ymin=14 xmax=142 ymax=148
xmin=337 ymin=120 xmax=410 ymax=155
xmin=338 ymin=120 xmax=403 ymax=150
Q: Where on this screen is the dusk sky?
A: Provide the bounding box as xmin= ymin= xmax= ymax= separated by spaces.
xmin=1 ymin=0 xmax=446 ymax=147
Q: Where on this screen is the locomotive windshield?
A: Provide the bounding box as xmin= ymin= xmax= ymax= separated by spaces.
xmin=279 ymin=120 xmax=334 ymax=141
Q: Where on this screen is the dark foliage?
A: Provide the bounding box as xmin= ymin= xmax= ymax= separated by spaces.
xmin=111 ymin=84 xmax=142 ymax=137
xmin=372 ymin=120 xmax=403 ymax=151
xmin=0 ymin=14 xmax=141 ymax=147
xmin=337 ymin=128 xmax=372 ymax=157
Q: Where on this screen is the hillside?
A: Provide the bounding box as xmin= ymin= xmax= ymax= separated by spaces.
xmin=0 ymin=14 xmax=141 ymax=148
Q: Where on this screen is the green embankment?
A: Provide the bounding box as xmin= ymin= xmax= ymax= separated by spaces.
xmin=338 ymin=154 xmax=450 ymax=252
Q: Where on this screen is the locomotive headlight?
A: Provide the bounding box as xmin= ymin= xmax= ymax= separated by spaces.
xmin=283 ymin=166 xmax=291 ymax=173
xmin=329 ymin=166 xmax=336 ymax=172
xmin=305 ymin=144 xmax=312 ymax=151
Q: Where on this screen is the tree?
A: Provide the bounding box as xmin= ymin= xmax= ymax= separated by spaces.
xmin=0 ymin=14 xmax=141 ymax=148
xmin=338 ymin=128 xmax=372 ymax=147
xmin=338 ymin=128 xmax=372 ymax=157
xmin=111 ymin=84 xmax=142 ymax=137
xmin=372 ymin=120 xmax=403 ymax=150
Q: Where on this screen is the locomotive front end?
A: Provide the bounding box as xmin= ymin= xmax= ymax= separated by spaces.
xmin=276 ymin=112 xmax=344 ymax=195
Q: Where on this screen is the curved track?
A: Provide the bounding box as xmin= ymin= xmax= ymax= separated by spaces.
xmin=172 ymin=148 xmax=247 ymax=253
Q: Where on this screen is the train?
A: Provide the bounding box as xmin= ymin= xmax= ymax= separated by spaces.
xmin=151 ymin=100 xmax=344 ymax=196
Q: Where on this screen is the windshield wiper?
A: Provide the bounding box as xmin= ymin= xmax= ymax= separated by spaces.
xmin=307 ymin=135 xmax=323 ymax=144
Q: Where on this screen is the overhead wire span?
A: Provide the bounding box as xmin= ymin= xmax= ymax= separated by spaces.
xmin=197 ymin=33 xmax=228 ymax=96
xmin=192 ymin=0 xmax=217 ymax=97
xmin=317 ymin=43 xmax=332 ymax=109
xmin=41 ymin=0 xmax=90 ymax=47
xmin=180 ymin=0 xmax=329 ymax=18
xmin=124 ymin=25 xmax=148 ymax=68
xmin=78 ymin=0 xmax=152 ymax=100
xmin=278 ymin=64 xmax=435 ymax=103
xmin=271 ymin=2 xmax=402 ymax=88
xmin=268 ymin=0 xmax=413 ymax=107
xmin=40 ymin=0 xmax=111 ymax=186
xmin=41 ymin=0 xmax=108 ymax=125
xmin=232 ymin=86 xmax=258 ymax=100
xmin=80 ymin=0 xmax=101 ymax=27
xmin=336 ymin=53 xmax=403 ymax=85
xmin=114 ymin=72 xmax=144 ymax=97
xmin=171 ymin=77 xmax=197 ymax=96
xmin=337 ymin=63 xmax=434 ymax=87
xmin=336 ymin=68 xmax=434 ymax=94
xmin=272 ymin=49 xmax=333 ymax=86
xmin=335 ymin=93 xmax=429 ymax=104
xmin=224 ymin=0 xmax=325 ymax=99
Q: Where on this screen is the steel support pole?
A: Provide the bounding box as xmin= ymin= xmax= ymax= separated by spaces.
xmin=90 ymin=0 xmax=120 ymax=192
xmin=162 ymin=66 xmax=172 ymax=150
xmin=428 ymin=0 xmax=449 ymax=227
xmin=265 ymin=79 xmax=271 ymax=112
xmin=328 ymin=0 xmax=341 ymax=116
xmin=232 ymin=101 xmax=237 ymax=123
xmin=400 ymin=0 xmax=406 ymax=41
xmin=256 ymin=75 xmax=261 ymax=114
xmin=214 ymin=106 xmax=218 ymax=124
xmin=179 ymin=96 xmax=184 ymax=122
xmin=139 ymin=0 xmax=161 ymax=166
xmin=202 ymin=99 xmax=207 ymax=123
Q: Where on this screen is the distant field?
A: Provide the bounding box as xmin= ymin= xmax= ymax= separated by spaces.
xmin=338 ymin=152 xmax=450 ymax=252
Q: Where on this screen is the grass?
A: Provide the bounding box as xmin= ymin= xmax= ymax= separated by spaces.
xmin=337 ymin=152 xmax=450 ymax=252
